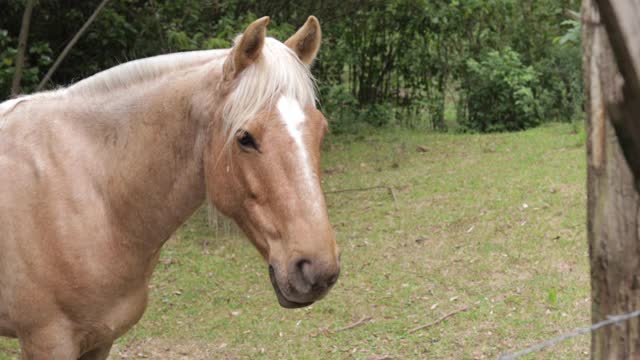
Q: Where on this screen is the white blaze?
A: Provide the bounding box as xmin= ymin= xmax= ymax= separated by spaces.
xmin=277 ymin=96 xmax=320 ymax=213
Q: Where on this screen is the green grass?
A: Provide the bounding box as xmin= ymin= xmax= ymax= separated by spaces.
xmin=0 ymin=123 xmax=589 ymax=359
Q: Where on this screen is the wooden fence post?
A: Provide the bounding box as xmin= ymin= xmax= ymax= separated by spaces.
xmin=583 ymin=0 xmax=640 ymax=358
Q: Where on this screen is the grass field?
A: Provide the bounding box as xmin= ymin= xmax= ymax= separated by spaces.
xmin=0 ymin=123 xmax=589 ymax=359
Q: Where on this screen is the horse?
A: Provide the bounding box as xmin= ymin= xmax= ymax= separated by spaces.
xmin=0 ymin=16 xmax=340 ymax=359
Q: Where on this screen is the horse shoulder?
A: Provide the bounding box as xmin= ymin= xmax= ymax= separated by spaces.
xmin=0 ymin=102 xmax=153 ymax=343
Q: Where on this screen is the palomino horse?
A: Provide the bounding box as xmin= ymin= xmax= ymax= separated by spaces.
xmin=0 ymin=16 xmax=340 ymax=359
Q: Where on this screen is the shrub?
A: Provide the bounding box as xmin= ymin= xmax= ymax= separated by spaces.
xmin=319 ymin=83 xmax=359 ymax=134
xmin=534 ymin=42 xmax=583 ymax=122
xmin=460 ymin=48 xmax=540 ymax=132
xmin=0 ymin=29 xmax=52 ymax=99
xmin=320 ymin=83 xmax=400 ymax=134
xmin=360 ymin=103 xmax=396 ymax=128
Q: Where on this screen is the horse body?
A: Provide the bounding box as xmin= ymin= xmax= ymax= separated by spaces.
xmin=0 ymin=63 xmax=210 ymax=356
xmin=0 ymin=16 xmax=339 ymax=359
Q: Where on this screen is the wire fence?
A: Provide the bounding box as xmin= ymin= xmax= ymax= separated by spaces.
xmin=498 ymin=309 xmax=640 ymax=359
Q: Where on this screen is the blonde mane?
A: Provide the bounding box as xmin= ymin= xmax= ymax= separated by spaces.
xmin=0 ymin=50 xmax=226 ymax=121
xmin=1 ymin=37 xmax=316 ymax=137
xmin=67 ymin=49 xmax=227 ymax=96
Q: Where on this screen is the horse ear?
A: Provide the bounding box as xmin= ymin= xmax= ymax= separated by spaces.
xmin=285 ymin=16 xmax=321 ymax=65
xmin=223 ymin=16 xmax=270 ymax=81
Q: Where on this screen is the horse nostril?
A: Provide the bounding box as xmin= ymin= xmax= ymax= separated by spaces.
xmin=293 ymin=258 xmax=339 ymax=290
xmin=295 ymin=258 xmax=314 ymax=285
xmin=295 ymin=258 xmax=310 ymax=271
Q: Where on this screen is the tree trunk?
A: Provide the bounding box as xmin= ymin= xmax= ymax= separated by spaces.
xmin=593 ymin=0 xmax=640 ymax=185
xmin=10 ymin=0 xmax=35 ymax=96
xmin=583 ymin=0 xmax=640 ymax=358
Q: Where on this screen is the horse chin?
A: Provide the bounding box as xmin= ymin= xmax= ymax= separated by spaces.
xmin=268 ymin=265 xmax=314 ymax=309
xmin=275 ymin=292 xmax=314 ymax=309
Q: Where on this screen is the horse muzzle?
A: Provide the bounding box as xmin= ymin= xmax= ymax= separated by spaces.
xmin=268 ymin=258 xmax=340 ymax=309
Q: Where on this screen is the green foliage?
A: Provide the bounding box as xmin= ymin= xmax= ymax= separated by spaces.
xmin=554 ymin=19 xmax=581 ymax=46
xmin=460 ymin=48 xmax=540 ymax=132
xmin=319 ymin=84 xmax=359 ymax=134
xmin=361 ymin=103 xmax=396 ymax=128
xmin=534 ymin=44 xmax=584 ymax=122
xmin=0 ymin=29 xmax=52 ymax=99
xmin=320 ymin=84 xmax=397 ymax=134
xmin=535 ymin=19 xmax=584 ymax=122
xmin=0 ymin=0 xmax=584 ymax=132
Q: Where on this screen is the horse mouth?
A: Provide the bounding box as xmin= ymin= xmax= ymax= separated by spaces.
xmin=269 ymin=265 xmax=314 ymax=309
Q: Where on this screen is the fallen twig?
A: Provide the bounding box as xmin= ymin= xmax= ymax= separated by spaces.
xmin=325 ymin=185 xmax=400 ymax=207
xmin=335 ymin=315 xmax=373 ymax=332
xmin=388 ymin=187 xmax=398 ymax=208
xmin=408 ymin=306 xmax=470 ymax=334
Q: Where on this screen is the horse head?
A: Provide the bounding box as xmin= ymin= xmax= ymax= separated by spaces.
xmin=205 ymin=17 xmax=340 ymax=308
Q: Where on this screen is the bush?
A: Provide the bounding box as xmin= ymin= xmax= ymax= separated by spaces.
xmin=0 ymin=29 xmax=52 ymax=99
xmin=319 ymin=83 xmax=359 ymax=134
xmin=460 ymin=48 xmax=540 ymax=132
xmin=320 ymin=83 xmax=399 ymax=134
xmin=360 ymin=103 xmax=396 ymax=128
xmin=534 ymin=44 xmax=583 ymax=122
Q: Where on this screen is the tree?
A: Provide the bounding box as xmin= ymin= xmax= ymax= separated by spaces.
xmin=10 ymin=0 xmax=35 ymax=95
xmin=0 ymin=0 xmax=585 ymax=131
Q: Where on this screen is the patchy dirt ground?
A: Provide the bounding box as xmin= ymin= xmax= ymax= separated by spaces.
xmin=110 ymin=339 xmax=239 ymax=359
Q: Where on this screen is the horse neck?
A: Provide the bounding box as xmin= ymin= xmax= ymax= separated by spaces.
xmin=96 ymin=66 xmax=218 ymax=251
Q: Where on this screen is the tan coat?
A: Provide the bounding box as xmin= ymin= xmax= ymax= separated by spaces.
xmin=0 ymin=16 xmax=339 ymax=359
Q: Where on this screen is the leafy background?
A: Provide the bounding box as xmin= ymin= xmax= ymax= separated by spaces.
xmin=0 ymin=0 xmax=583 ymax=133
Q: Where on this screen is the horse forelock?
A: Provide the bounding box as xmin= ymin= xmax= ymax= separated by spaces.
xmin=220 ymin=37 xmax=317 ymax=146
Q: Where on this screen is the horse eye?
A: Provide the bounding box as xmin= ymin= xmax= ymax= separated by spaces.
xmin=237 ymin=130 xmax=258 ymax=150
